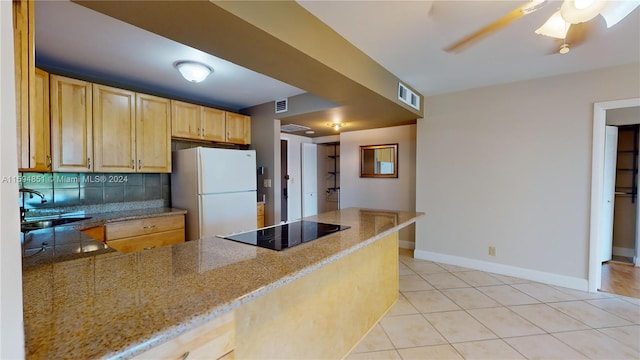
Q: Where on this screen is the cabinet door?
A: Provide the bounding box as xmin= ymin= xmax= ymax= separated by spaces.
xmin=171 ymin=100 xmax=201 ymax=139
xmin=50 ymin=75 xmax=93 ymax=172
xmin=28 ymin=68 xmax=51 ymax=171
xmin=13 ymin=0 xmax=33 ymax=168
xmin=202 ymin=107 xmax=226 ymax=142
xmin=93 ymin=84 xmax=136 ymax=172
xmin=225 ymin=112 xmax=251 ymax=145
xmin=136 ymin=93 xmax=171 ymax=173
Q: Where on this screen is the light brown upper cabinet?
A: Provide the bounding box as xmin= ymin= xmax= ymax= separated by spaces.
xmin=225 ymin=112 xmax=251 ymax=145
xmin=93 ymin=84 xmax=136 ymax=172
xmin=50 ymin=75 xmax=93 ymax=172
xmin=171 ymin=100 xmax=251 ymax=145
xmin=51 ymin=77 xmax=171 ymax=173
xmin=13 ymin=0 xmax=32 ymax=169
xmin=26 ymin=68 xmax=51 ymax=171
xmin=171 ymin=100 xmax=201 ymax=139
xmin=93 ymin=84 xmax=171 ymax=173
xmin=201 ymin=107 xmax=226 ymax=142
xmin=13 ymin=1 xmax=51 ymax=171
xmin=136 ymin=93 xmax=172 ymax=173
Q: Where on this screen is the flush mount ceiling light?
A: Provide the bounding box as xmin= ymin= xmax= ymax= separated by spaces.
xmin=175 ymin=61 xmax=212 ymax=83
xmin=327 ymin=122 xmax=346 ymax=131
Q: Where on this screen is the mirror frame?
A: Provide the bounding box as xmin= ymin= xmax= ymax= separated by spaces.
xmin=360 ymin=143 xmax=398 ymax=178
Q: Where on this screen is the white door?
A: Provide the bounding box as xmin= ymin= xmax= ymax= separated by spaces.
xmin=601 ymin=125 xmax=618 ymax=262
xmin=301 ymin=143 xmax=318 ymax=217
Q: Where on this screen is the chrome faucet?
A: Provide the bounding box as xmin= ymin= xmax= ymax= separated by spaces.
xmin=19 ymin=188 xmax=47 ymax=223
xmin=20 ymin=188 xmax=47 ymax=204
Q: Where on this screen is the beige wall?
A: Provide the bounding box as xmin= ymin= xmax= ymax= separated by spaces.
xmin=416 ymin=63 xmax=640 ymax=289
xmin=1 ymin=1 xmax=26 ymax=357
xmin=340 ymin=125 xmax=417 ymax=246
xmin=246 ymin=102 xmax=281 ymax=226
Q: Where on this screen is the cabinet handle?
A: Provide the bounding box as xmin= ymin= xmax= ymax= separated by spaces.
xmin=131 ymin=160 xmax=135 ymax=170
xmin=143 ymin=246 xmax=156 ymax=251
xmin=143 ymin=225 xmax=156 ymax=230
xmin=197 ymin=128 xmax=201 ymax=137
xmin=200 ymin=128 xmax=204 ymax=136
xmin=47 ymin=155 xmax=52 ymax=169
xmin=138 ymin=159 xmax=142 ymax=170
xmin=180 ymin=352 xmax=190 ymax=360
xmin=88 ymin=157 xmax=91 ymax=170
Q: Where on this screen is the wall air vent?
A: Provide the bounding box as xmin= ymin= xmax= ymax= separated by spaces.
xmin=275 ymin=98 xmax=288 ymax=113
xmin=280 ymin=124 xmax=311 ymax=133
xmin=398 ymin=82 xmax=421 ymax=111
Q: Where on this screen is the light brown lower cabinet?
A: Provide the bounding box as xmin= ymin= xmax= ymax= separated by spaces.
xmin=80 ymin=225 xmax=105 ymax=243
xmin=132 ymin=311 xmax=235 ymax=360
xmin=256 ymin=203 xmax=264 ymax=228
xmin=105 ymin=215 xmax=185 ymax=253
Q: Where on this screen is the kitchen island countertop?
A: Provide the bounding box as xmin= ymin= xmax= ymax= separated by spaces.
xmin=22 ymin=208 xmax=423 ymax=359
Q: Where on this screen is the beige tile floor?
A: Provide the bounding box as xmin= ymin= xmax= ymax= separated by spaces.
xmin=347 ymin=252 xmax=640 ymax=360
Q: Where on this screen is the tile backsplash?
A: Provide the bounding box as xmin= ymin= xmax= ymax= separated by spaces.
xmin=19 ymin=172 xmax=170 ymax=210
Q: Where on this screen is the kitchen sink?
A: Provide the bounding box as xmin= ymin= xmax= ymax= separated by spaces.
xmin=21 ymin=217 xmax=91 ymax=232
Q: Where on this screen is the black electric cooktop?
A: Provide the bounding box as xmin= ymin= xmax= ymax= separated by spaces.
xmin=222 ymin=221 xmax=350 ymax=251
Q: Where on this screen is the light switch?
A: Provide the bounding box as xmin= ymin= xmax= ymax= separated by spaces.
xmin=263 ymin=179 xmax=272 ymax=188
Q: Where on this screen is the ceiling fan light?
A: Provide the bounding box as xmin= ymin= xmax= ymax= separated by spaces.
xmin=600 ymin=0 xmax=640 ymax=28
xmin=535 ymin=11 xmax=571 ymax=39
xmin=175 ymin=61 xmax=212 ymax=83
xmin=560 ymin=0 xmax=608 ymax=23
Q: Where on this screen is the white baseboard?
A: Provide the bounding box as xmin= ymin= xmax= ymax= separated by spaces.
xmin=413 ymin=250 xmax=589 ymax=292
xmin=613 ymin=246 xmax=635 ymax=258
xmin=399 ymin=240 xmax=415 ymax=250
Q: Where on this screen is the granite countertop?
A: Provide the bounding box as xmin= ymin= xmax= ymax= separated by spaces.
xmin=21 ymin=207 xmax=187 ymax=268
xmin=22 ymin=208 xmax=424 ymax=359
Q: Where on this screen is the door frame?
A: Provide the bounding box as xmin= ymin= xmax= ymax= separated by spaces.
xmin=589 ymin=98 xmax=640 ymax=292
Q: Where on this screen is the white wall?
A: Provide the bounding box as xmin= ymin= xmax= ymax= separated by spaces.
xmin=416 ymin=63 xmax=640 ymax=290
xmin=1 ymin=1 xmax=26 ymax=357
xmin=341 ymin=125 xmax=417 ymax=245
xmin=280 ymin=133 xmax=312 ymax=221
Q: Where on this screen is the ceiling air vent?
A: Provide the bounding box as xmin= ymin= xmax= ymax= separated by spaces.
xmin=275 ymin=98 xmax=288 ymax=114
xmin=280 ymin=124 xmax=311 ymax=133
xmin=398 ymin=82 xmax=420 ymax=111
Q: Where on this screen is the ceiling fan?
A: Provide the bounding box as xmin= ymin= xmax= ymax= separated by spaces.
xmin=444 ymin=0 xmax=640 ymax=55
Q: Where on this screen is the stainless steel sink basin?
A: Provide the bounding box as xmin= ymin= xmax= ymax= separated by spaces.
xmin=21 ymin=217 xmax=91 ymax=232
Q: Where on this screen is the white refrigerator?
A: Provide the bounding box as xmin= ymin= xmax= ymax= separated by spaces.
xmin=171 ymin=147 xmax=258 ymax=241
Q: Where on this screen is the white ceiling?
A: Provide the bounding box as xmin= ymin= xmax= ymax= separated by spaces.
xmin=36 ymin=1 xmax=639 ymax=114
xmin=35 ymin=1 xmax=306 ymax=111
xmin=299 ymin=0 xmax=640 ymax=97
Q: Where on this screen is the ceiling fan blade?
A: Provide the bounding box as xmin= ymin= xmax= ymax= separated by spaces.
xmin=444 ymin=1 xmax=547 ymax=53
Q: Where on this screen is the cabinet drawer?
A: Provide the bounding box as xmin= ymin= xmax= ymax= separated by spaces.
xmin=106 ymin=215 xmax=184 ymax=240
xmin=132 ymin=311 xmax=235 ymax=360
xmin=107 ymin=229 xmax=184 ymax=253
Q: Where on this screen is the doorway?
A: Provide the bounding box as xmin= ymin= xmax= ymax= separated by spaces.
xmin=281 ymin=139 xmax=288 ymax=223
xmin=589 ymin=98 xmax=640 ymax=293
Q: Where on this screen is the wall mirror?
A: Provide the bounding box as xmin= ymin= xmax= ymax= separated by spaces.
xmin=360 ymin=144 xmax=398 ymax=178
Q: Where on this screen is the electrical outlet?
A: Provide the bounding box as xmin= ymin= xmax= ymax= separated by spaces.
xmin=489 ymin=246 xmax=496 ymax=256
